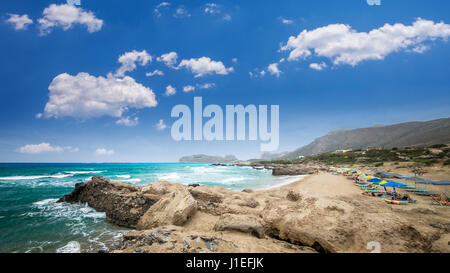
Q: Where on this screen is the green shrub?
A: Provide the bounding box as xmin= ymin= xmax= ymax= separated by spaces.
xmin=429 ymin=144 xmax=446 ymax=149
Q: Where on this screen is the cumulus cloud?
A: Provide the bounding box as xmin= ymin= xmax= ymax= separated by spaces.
xmin=267 ymin=63 xmax=281 ymax=77
xmin=116 ymin=116 xmax=139 ymax=127
xmin=154 ymin=2 xmax=171 ymax=17
xmin=43 ymin=72 xmax=157 ymax=120
xmin=174 ymin=7 xmax=190 ymax=18
xmin=95 ymin=148 xmax=115 ymax=156
xmin=115 ymin=50 xmax=152 ymax=77
xmin=178 ymin=57 xmax=233 ymax=77
xmin=309 ymin=62 xmax=327 ymax=71
xmin=157 ymin=52 xmax=178 ymax=67
xmin=19 ymin=143 xmax=78 ymax=154
xmin=6 ymin=14 xmax=33 ymax=30
xmin=38 ymin=4 xmax=103 ymax=35
xmin=205 ymin=3 xmax=220 ymax=14
xmin=280 ymin=18 xmax=450 ymax=66
xmin=197 ymin=83 xmax=215 ymax=89
xmin=165 ymin=85 xmax=176 ymax=96
xmin=183 ymin=85 xmax=195 ymax=93
xmin=155 ymin=120 xmax=167 ymax=131
xmin=223 ymin=14 xmax=232 ymax=21
xmin=146 ymin=70 xmax=164 ymax=77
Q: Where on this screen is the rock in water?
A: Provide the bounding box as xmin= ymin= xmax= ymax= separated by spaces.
xmin=58 ymin=176 xmax=157 ymax=228
xmin=272 ymin=166 xmax=317 ymax=176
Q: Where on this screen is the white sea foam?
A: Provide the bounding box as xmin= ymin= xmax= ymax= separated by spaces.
xmin=122 ymin=178 xmax=141 ymax=183
xmin=262 ymin=175 xmax=308 ymax=190
xmin=56 ymin=241 xmax=81 ymax=253
xmin=158 ymin=173 xmax=181 ymax=181
xmin=221 ymin=177 xmax=245 ymax=183
xmin=65 ymin=171 xmax=105 ymax=175
xmin=0 ymin=174 xmax=73 ymax=181
xmin=116 ymin=175 xmax=131 ymax=179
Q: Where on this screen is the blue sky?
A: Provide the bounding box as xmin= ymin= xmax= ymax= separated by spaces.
xmin=1 ymin=0 xmax=449 ymax=162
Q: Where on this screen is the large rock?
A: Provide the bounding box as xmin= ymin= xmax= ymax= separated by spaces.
xmin=58 ymin=176 xmax=157 ymax=228
xmin=214 ymin=214 xmax=265 ymax=238
xmin=136 ymin=182 xmax=197 ymax=230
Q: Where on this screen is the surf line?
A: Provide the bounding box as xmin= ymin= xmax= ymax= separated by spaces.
xmin=171 ymin=97 xmax=279 ymax=152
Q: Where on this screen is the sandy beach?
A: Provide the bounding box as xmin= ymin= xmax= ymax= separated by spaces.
xmin=58 ymin=170 xmax=450 ymax=253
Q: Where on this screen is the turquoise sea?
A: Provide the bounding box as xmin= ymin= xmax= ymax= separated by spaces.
xmin=0 ymin=163 xmax=304 ymax=253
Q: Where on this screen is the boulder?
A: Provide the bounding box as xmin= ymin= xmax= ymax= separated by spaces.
xmin=58 ymin=176 xmax=156 ymax=228
xmin=137 ymin=182 xmax=197 ymax=229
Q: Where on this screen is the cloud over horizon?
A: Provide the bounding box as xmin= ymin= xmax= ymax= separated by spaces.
xmin=19 ymin=143 xmax=78 ymax=154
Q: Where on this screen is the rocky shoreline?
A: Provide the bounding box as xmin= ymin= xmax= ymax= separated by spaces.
xmin=58 ymin=173 xmax=450 ymax=253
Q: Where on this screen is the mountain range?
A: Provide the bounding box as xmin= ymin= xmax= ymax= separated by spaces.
xmin=268 ymin=117 xmax=450 ymax=159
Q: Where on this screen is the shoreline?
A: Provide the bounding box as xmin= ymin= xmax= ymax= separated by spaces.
xmin=57 ymin=171 xmax=450 ymax=253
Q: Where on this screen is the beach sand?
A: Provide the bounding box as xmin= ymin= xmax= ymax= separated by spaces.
xmin=93 ymin=171 xmax=449 ymax=253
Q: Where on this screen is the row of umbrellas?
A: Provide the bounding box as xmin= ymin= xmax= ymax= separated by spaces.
xmin=343 ymin=169 xmax=409 ymax=189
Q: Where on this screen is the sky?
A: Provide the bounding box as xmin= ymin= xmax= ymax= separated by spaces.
xmin=0 ymin=0 xmax=449 ymax=162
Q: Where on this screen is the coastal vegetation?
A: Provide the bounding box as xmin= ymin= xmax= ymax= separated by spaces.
xmin=259 ymin=144 xmax=450 ymax=167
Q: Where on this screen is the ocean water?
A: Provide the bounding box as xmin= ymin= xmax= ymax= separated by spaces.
xmin=0 ymin=163 xmax=304 ymax=253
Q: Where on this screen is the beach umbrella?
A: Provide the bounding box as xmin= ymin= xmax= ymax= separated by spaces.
xmin=368 ymin=178 xmax=383 ymax=183
xmin=372 ymin=180 xmax=388 ymax=185
xmin=382 ymin=181 xmax=408 ymax=188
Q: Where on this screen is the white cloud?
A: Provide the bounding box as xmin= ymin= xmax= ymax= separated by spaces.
xmin=280 ymin=18 xmax=450 ymax=66
xmin=155 ymin=120 xmax=167 ymax=131
xmin=280 ymin=17 xmax=293 ymax=25
xmin=183 ymin=85 xmax=195 ymax=93
xmin=116 ymin=116 xmax=139 ymax=127
xmin=18 ymin=143 xmax=78 ymax=154
xmin=95 ymin=148 xmax=115 ymax=156
xmin=260 ymin=70 xmax=266 ymax=77
xmin=205 ymin=3 xmax=220 ymax=14
xmin=146 ymin=70 xmax=164 ymax=77
xmin=6 ymin=14 xmax=33 ymax=30
xmin=178 ymin=57 xmax=233 ymax=77
xmin=157 ymin=52 xmax=178 ymax=67
xmin=174 ymin=7 xmax=190 ymax=18
xmin=223 ymin=14 xmax=232 ymax=21
xmin=114 ymin=50 xmax=152 ymax=77
xmin=309 ymin=62 xmax=327 ymax=71
xmin=154 ymin=2 xmax=171 ymax=17
xmin=197 ymin=83 xmax=215 ymax=89
xmin=38 ymin=4 xmax=103 ymax=35
xmin=232 ymin=58 xmax=238 ymax=63
xmin=43 ymin=72 xmax=157 ymax=120
xmin=267 ymin=63 xmax=281 ymax=77
xmin=165 ymin=85 xmax=176 ymax=96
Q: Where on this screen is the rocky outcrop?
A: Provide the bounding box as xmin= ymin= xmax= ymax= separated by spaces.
xmin=58 ymin=176 xmax=156 ymax=227
xmin=136 ymin=182 xmax=197 ymax=229
xmin=59 ymin=174 xmax=450 ymax=253
xmin=214 ymin=214 xmax=265 ymax=238
xmin=272 ymin=166 xmax=317 ymax=176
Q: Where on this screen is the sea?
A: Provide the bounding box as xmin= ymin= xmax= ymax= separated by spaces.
xmin=0 ymin=163 xmax=305 ymax=253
